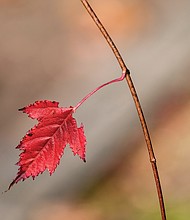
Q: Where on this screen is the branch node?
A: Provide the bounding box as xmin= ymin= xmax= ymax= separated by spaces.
xmin=123 ymin=68 xmax=130 ymax=76
xmin=150 ymin=158 xmax=156 ymax=163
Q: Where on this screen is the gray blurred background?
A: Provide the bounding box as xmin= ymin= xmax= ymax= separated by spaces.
xmin=0 ymin=0 xmax=190 ymax=219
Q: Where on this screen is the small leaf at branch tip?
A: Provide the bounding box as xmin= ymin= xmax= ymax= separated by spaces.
xmin=9 ymin=100 xmax=87 ymax=189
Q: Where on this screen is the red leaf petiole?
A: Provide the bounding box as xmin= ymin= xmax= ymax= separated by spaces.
xmin=74 ymin=71 xmax=126 ymax=111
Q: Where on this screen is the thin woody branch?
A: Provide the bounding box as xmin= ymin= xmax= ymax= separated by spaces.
xmin=80 ymin=1 xmax=167 ymax=219
xmin=81 ymin=0 xmax=129 ymax=75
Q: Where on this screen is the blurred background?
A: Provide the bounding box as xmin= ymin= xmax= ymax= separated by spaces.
xmin=0 ymin=0 xmax=190 ymax=219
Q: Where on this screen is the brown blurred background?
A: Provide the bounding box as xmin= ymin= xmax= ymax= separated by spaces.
xmin=0 ymin=0 xmax=190 ymax=219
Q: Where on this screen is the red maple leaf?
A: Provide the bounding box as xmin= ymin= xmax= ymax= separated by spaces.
xmin=9 ymin=100 xmax=86 ymax=190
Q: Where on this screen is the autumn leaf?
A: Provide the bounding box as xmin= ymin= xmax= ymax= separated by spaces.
xmin=9 ymin=100 xmax=86 ymax=190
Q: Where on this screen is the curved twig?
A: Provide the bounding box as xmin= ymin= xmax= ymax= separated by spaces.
xmin=80 ymin=1 xmax=167 ymax=219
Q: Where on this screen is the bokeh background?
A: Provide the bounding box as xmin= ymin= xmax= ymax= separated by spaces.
xmin=0 ymin=0 xmax=190 ymax=219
